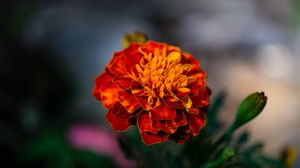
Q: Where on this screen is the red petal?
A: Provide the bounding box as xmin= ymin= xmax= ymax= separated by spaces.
xmin=140 ymin=131 xmax=169 ymax=145
xmin=182 ymin=52 xmax=200 ymax=71
xmin=111 ymin=102 xmax=140 ymax=120
xmin=192 ymin=70 xmax=206 ymax=87
xmin=145 ymin=41 xmax=165 ymax=52
xmin=167 ymin=110 xmax=187 ymax=127
xmin=137 ymin=112 xmax=157 ymax=133
xmin=191 ymin=87 xmax=209 ymax=107
xmin=118 ymin=91 xmax=141 ymax=113
xmin=100 ymin=81 xmax=121 ymax=108
xmin=164 ymin=95 xmax=184 ymax=109
xmin=189 ymin=106 xmax=200 ymax=114
xmin=187 ymin=113 xmax=206 ymax=136
xmin=112 ymin=76 xmax=133 ymax=90
xmin=106 ymin=108 xmax=130 ymax=132
xmin=135 ymin=96 xmax=152 ymax=110
xmin=153 ymin=121 xmax=177 ymax=134
xmin=124 ymin=44 xmax=143 ymax=73
xmin=151 ymin=103 xmax=176 ymax=120
xmin=117 ymin=107 xmax=141 ymax=120
xmin=110 ymin=102 xmax=124 ymax=115
xmin=109 ymin=54 xmax=128 ymax=76
xmin=106 ymin=51 xmax=127 ymax=75
xmin=188 ymin=82 xmax=199 ymax=96
xmin=93 ymin=71 xmax=112 ymax=100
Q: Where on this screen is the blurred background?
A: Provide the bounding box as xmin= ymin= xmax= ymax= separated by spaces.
xmin=1 ymin=0 xmax=300 ymax=167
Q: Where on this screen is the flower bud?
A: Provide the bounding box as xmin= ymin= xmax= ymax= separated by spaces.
xmin=122 ymin=31 xmax=148 ymax=48
xmin=234 ymin=92 xmax=267 ymax=128
xmin=225 ymin=92 xmax=267 ymax=139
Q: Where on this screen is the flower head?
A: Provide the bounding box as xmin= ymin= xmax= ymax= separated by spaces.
xmin=93 ymin=40 xmax=210 ymax=145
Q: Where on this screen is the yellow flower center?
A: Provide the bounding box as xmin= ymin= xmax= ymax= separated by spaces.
xmin=132 ymin=46 xmax=196 ymax=109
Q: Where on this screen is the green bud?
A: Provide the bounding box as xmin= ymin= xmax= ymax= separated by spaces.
xmin=226 ymin=92 xmax=267 ymax=139
xmin=235 ymin=92 xmax=267 ymax=127
xmin=122 ymin=31 xmax=148 ymax=48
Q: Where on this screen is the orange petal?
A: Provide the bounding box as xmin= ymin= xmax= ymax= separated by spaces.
xmin=100 ymin=81 xmax=121 ymax=109
xmin=176 ymin=87 xmax=190 ymax=99
xmin=92 ymin=71 xmax=112 ymax=100
xmin=118 ymin=91 xmax=141 ymax=113
xmin=191 ymin=87 xmax=209 ymax=107
xmin=106 ymin=107 xmax=130 ymax=132
xmin=112 ymin=76 xmax=133 ymax=90
xmin=151 ymin=103 xmax=176 ymax=120
xmin=140 ymin=131 xmax=169 ymax=145
xmin=167 ymin=44 xmax=181 ymax=53
xmin=137 ymin=112 xmax=157 ymax=133
xmin=187 ymin=113 xmax=206 ymax=136
xmin=167 ymin=110 xmax=187 ymax=127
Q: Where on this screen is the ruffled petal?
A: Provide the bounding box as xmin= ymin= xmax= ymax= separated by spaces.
xmin=118 ymin=91 xmax=141 ymax=113
xmin=167 ymin=44 xmax=181 ymax=53
xmin=151 ymin=103 xmax=176 ymax=120
xmin=187 ymin=113 xmax=206 ymax=136
xmin=144 ymin=41 xmax=166 ymax=53
xmin=117 ymin=107 xmax=141 ymax=120
xmin=106 ymin=107 xmax=130 ymax=132
xmin=191 ymin=86 xmax=209 ymax=107
xmin=192 ymin=70 xmax=206 ymax=87
xmin=137 ymin=112 xmax=157 ymax=133
xmin=164 ymin=94 xmax=184 ymax=109
xmin=176 ymin=87 xmax=190 ymax=99
xmin=153 ymin=121 xmax=177 ymax=134
xmin=135 ymin=96 xmax=152 ymax=110
xmin=188 ymin=106 xmax=200 ymax=114
xmin=111 ymin=102 xmax=140 ymax=120
xmin=140 ymin=131 xmax=169 ymax=145
xmin=92 ymin=71 xmax=112 ymax=100
xmin=108 ymin=53 xmax=128 ymax=76
xmin=182 ymin=52 xmax=200 ymax=71
xmin=112 ymin=76 xmax=133 ymax=90
xmin=188 ymin=81 xmax=199 ymax=96
xmin=100 ymin=81 xmax=121 ymax=108
xmin=167 ymin=110 xmax=187 ymax=127
xmin=124 ymin=44 xmax=143 ymax=73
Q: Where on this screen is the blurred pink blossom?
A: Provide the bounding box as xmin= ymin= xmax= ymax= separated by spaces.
xmin=68 ymin=124 xmax=136 ymax=168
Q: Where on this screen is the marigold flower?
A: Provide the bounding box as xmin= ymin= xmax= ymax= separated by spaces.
xmin=93 ymin=40 xmax=210 ymax=145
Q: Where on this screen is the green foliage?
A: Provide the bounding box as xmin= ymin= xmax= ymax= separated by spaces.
xmin=18 ymin=130 xmax=117 ymax=168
